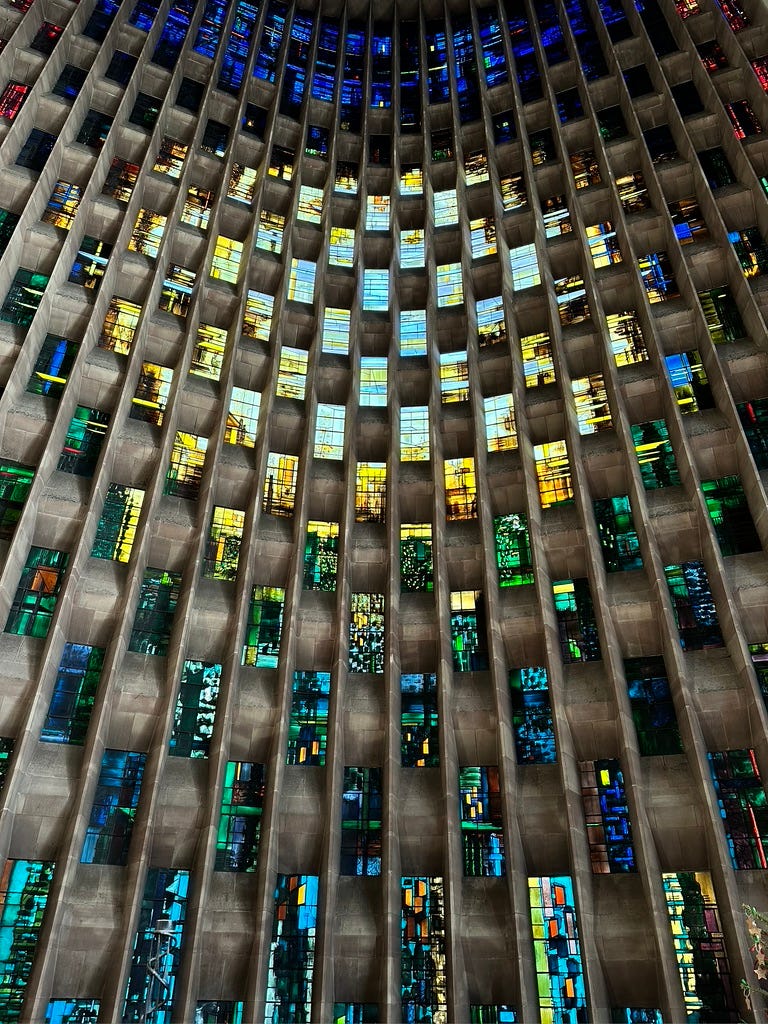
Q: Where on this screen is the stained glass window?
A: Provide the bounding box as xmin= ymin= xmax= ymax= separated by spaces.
xmin=459 ymin=766 xmax=505 ymax=876
xmin=349 ymin=593 xmax=384 ymax=674
xmin=664 ymin=561 xmax=723 ymax=651
xmin=128 ymin=568 xmax=182 ymax=656
xmin=579 ymin=759 xmax=636 ymax=872
xmin=41 ymin=644 xmax=104 ymax=746
xmin=623 ymin=656 xmax=682 ymax=755
xmin=450 ymin=591 xmax=489 ymax=672
xmin=242 ymin=586 xmax=285 ymax=668
xmin=303 ymin=521 xmax=338 ymax=591
xmin=215 ymin=761 xmax=265 ymax=872
xmin=287 ymin=671 xmax=330 ymax=766
xmin=708 ymin=749 xmax=768 ymax=869
xmin=91 ymin=484 xmax=144 ymax=563
xmin=0 ymin=860 xmax=55 ymax=1022
xmin=169 ymin=660 xmax=221 ymax=758
xmin=528 ymin=876 xmax=586 ymax=1024
xmin=662 ymin=872 xmax=736 ymax=1021
xmin=510 ymin=667 xmax=556 ymax=764
xmin=5 ymin=546 xmax=68 ymax=638
xmin=400 ymin=524 xmax=433 ymax=592
xmin=81 ymin=749 xmax=146 ymax=865
xmin=122 ymin=869 xmax=189 ymax=1023
xmin=401 ymin=673 xmax=439 ymax=768
xmin=592 ymin=495 xmax=642 ymax=572
xmin=202 ymin=506 xmax=245 ymax=581
xmin=401 ymin=877 xmax=447 ymax=1021
xmin=553 ymin=578 xmax=601 ymax=663
xmin=340 ymin=766 xmax=382 ymax=876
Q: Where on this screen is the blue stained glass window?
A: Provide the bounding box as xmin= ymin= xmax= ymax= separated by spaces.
xmin=254 ymin=0 xmax=287 ymax=82
xmin=537 ymin=1 xmax=568 ymax=63
xmin=509 ymin=15 xmax=542 ymax=103
xmin=333 ymin=1006 xmax=378 ymax=1024
xmin=280 ymin=12 xmax=312 ymax=118
xmin=580 ymin=759 xmax=636 ymax=872
xmin=426 ymin=21 xmax=450 ymax=103
xmin=83 ymin=0 xmax=120 ymax=41
xmin=218 ymin=1 xmax=259 ymax=93
xmin=624 ymin=656 xmax=682 ymax=756
xmin=400 ymin=21 xmax=421 ymax=131
xmin=0 ymin=860 xmax=55 ymax=1023
xmin=664 ymin=561 xmax=723 ymax=651
xmin=41 ymin=643 xmax=104 ymax=745
xmin=340 ymin=766 xmax=382 ymax=876
xmin=565 ymin=0 xmax=608 ymax=79
xmin=528 ymin=876 xmax=586 ymax=1024
xmin=129 ymin=0 xmax=160 ymax=31
xmin=340 ymin=25 xmax=365 ymax=132
xmin=265 ymin=875 xmax=319 ymax=1022
xmin=81 ymin=749 xmax=146 ymax=865
xmin=45 ymin=1000 xmax=100 ymax=1024
xmin=478 ymin=7 xmax=507 ymax=87
xmin=371 ymin=30 xmax=392 ymax=108
xmin=453 ymin=15 xmax=480 ymax=123
xmin=611 ymin=1011 xmax=662 ymax=1024
xmin=312 ymin=18 xmax=338 ymax=102
xmin=510 ymin=666 xmax=556 ymax=764
xmin=459 ymin=766 xmax=506 ymax=876
xmin=122 ymin=869 xmax=189 ymax=1023
xmin=194 ymin=0 xmax=227 ymax=57
xmin=598 ymin=0 xmax=632 ymax=39
xmin=152 ymin=0 xmax=194 ymax=68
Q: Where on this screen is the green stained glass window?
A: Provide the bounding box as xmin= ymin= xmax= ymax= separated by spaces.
xmin=0 ymin=463 xmax=34 ymax=540
xmin=631 ymin=419 xmax=681 ymax=489
xmin=0 ymin=268 xmax=49 ymax=330
xmin=128 ymin=568 xmax=182 ymax=656
xmin=5 ymin=546 xmax=68 ymax=638
xmin=400 ymin=524 xmax=433 ymax=591
xmin=701 ymin=475 xmax=761 ymax=555
xmin=592 ymin=495 xmax=642 ymax=571
xmin=58 ymin=407 xmax=110 ymax=477
xmin=303 ymin=521 xmax=338 ymax=591
xmin=287 ymin=671 xmax=330 ymax=766
xmin=493 ymin=513 xmax=533 ymax=586
xmin=553 ymin=579 xmax=601 ymax=663
xmin=215 ymin=761 xmax=265 ymax=872
xmin=0 ymin=860 xmax=55 ymax=1022
xmin=91 ymin=483 xmax=144 ymax=563
xmin=242 ymin=586 xmax=285 ymax=667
